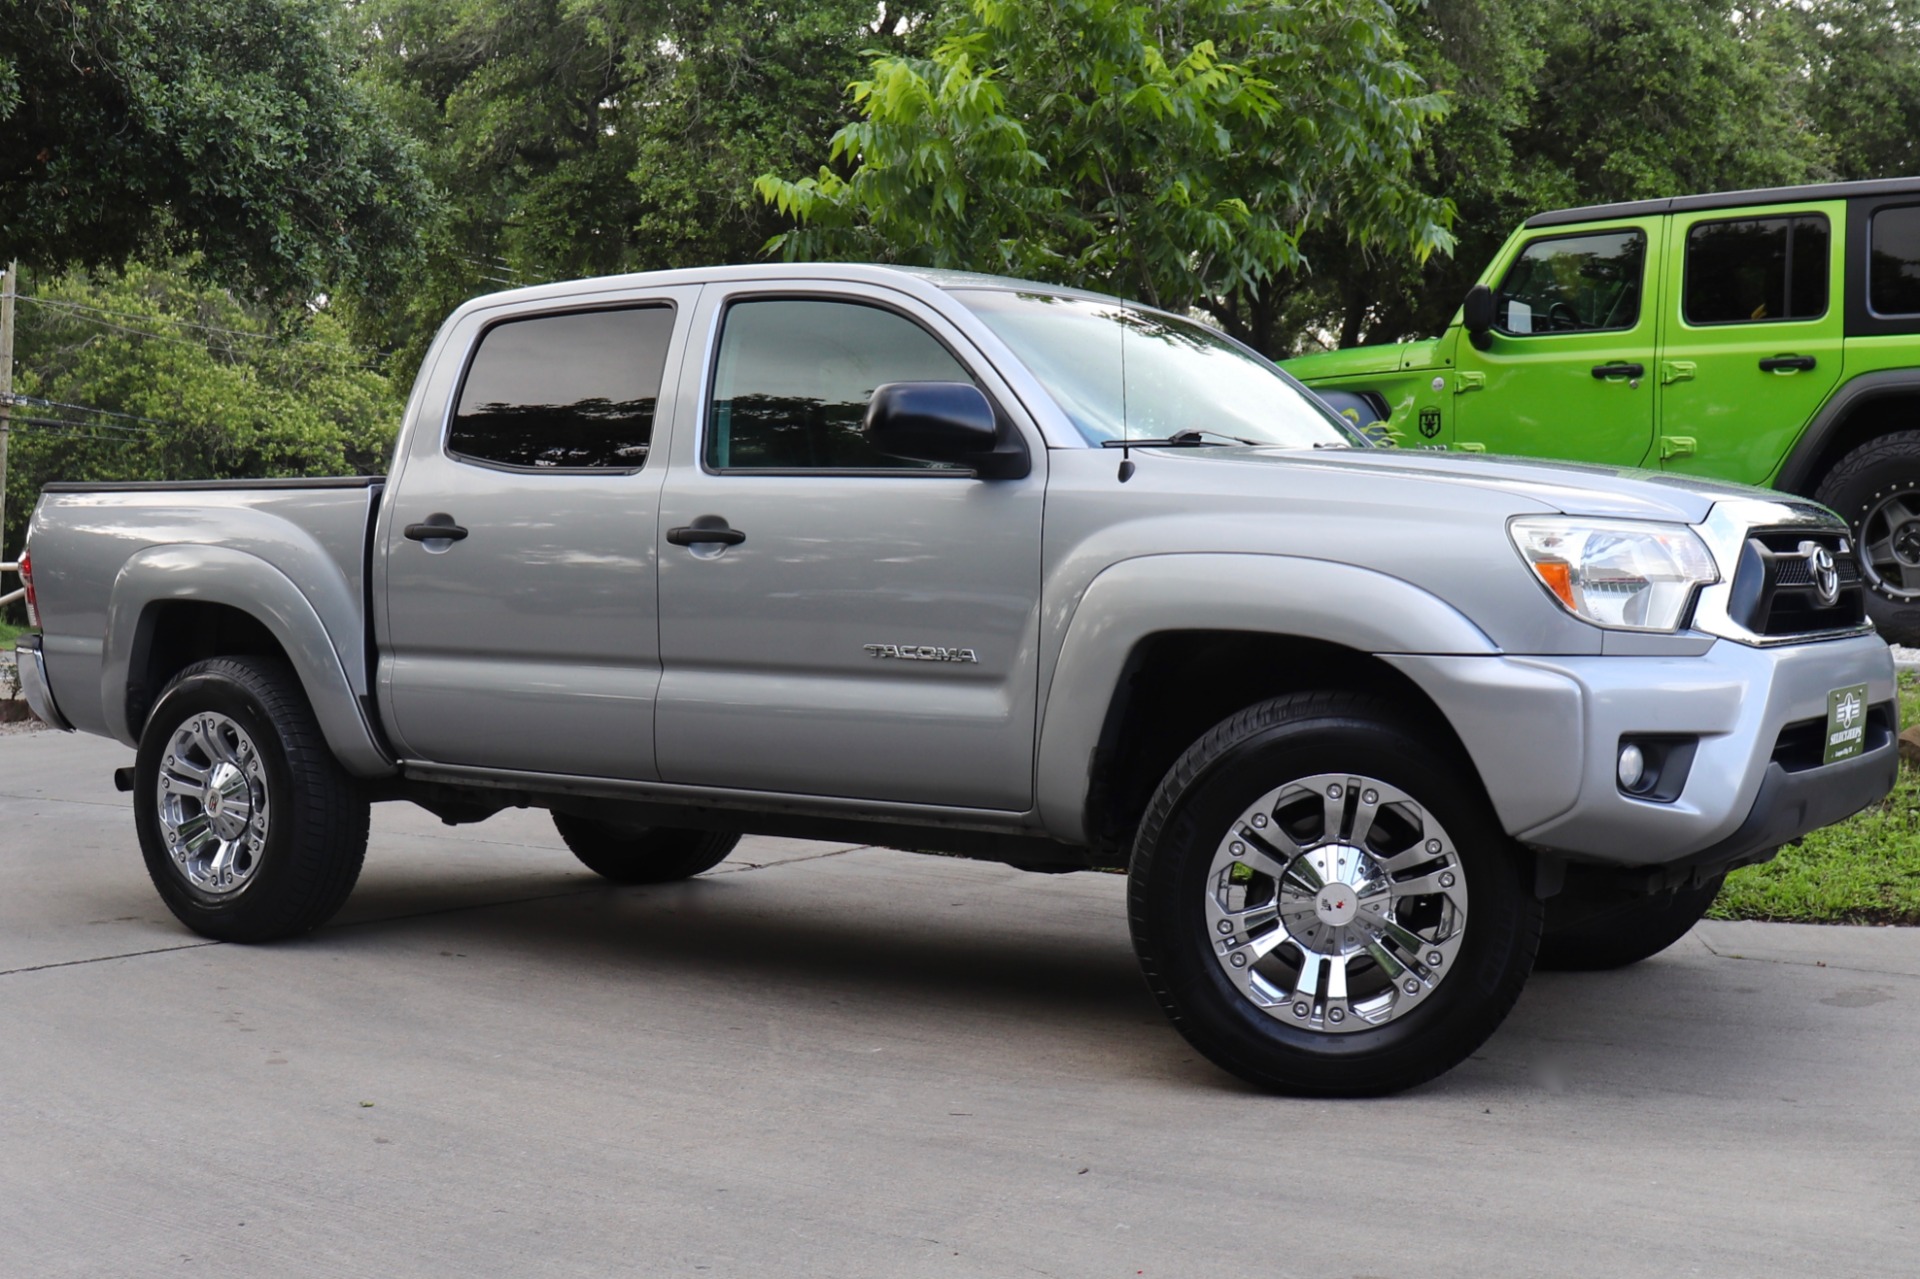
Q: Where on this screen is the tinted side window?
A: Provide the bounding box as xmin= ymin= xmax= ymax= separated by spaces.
xmin=450 ymin=306 xmax=674 ymax=470
xmin=1494 ymin=230 xmax=1645 ymax=335
xmin=1684 ymin=215 xmax=1829 ymax=325
xmin=707 ymin=299 xmax=973 ymax=470
xmin=1869 ymin=205 xmax=1920 ymax=317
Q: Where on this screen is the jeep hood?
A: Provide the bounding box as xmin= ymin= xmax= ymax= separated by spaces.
xmin=1282 ymin=339 xmax=1442 ymax=382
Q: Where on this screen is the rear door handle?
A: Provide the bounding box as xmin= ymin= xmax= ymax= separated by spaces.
xmin=1591 ymin=362 xmax=1645 ymax=380
xmin=404 ymin=517 xmax=469 ymax=542
xmin=1759 ymin=355 xmax=1817 ymax=372
xmin=667 ymin=516 xmax=746 ymax=547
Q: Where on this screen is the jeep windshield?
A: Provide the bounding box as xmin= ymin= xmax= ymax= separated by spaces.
xmin=953 ymin=289 xmax=1368 ymax=449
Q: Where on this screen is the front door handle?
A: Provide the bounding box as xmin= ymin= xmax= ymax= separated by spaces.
xmin=1759 ymin=355 xmax=1817 ymax=373
xmin=404 ymin=516 xmax=469 ymax=542
xmin=1591 ymin=362 xmax=1645 ymax=380
xmin=667 ymin=516 xmax=746 ymax=547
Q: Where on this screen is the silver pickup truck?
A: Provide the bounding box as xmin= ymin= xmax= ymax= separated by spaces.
xmin=14 ymin=264 xmax=1898 ymax=1095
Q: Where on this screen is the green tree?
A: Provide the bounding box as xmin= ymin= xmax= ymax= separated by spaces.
xmin=1282 ymin=0 xmax=1837 ymax=351
xmin=1792 ymin=0 xmax=1920 ymax=181
xmin=754 ymin=0 xmax=1454 ymax=356
xmin=0 ymin=0 xmax=430 ymax=299
xmin=4 ymin=262 xmax=405 ymax=559
xmin=354 ymin=0 xmax=933 ymax=375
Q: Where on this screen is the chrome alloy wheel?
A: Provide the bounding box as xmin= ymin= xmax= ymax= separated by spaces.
xmin=155 ymin=712 xmax=271 ymax=897
xmin=1205 ymin=773 xmax=1468 ymax=1034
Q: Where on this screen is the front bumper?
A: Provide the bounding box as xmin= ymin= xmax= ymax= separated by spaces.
xmin=13 ymin=636 xmax=74 ymax=732
xmin=1388 ymin=632 xmax=1897 ymax=867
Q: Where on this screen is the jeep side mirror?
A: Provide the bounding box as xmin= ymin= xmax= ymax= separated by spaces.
xmin=865 ymin=382 xmax=1029 ymax=479
xmin=1463 ymin=284 xmax=1495 ymax=350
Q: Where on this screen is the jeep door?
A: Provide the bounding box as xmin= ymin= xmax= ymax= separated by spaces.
xmin=1655 ymin=201 xmax=1844 ymax=484
xmin=652 ymin=283 xmax=1045 ymax=810
xmin=1452 ymin=220 xmax=1664 ymax=465
xmin=377 ymin=288 xmax=699 ymax=778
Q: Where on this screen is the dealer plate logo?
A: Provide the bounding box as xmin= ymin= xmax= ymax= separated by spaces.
xmin=1824 ymin=684 xmax=1869 ymax=765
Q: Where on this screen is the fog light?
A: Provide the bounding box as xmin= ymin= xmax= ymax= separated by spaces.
xmin=1617 ymin=743 xmax=1646 ymax=791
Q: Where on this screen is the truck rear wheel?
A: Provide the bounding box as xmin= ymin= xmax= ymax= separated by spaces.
xmin=1128 ymin=692 xmax=1540 ymax=1096
xmin=551 ymin=814 xmax=739 ymax=883
xmin=1813 ymin=431 xmax=1920 ymax=645
xmin=1536 ymin=873 xmax=1723 ymax=971
xmin=133 ymin=657 xmax=369 ymax=942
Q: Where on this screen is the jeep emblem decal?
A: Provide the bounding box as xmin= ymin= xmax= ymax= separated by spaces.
xmin=1418 ymin=407 xmax=1442 ymax=439
xmin=863 ymin=644 xmax=980 ymax=664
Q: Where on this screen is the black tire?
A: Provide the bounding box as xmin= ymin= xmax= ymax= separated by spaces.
xmin=1128 ymin=691 xmax=1541 ymax=1097
xmin=1536 ymin=873 xmax=1723 ymax=972
xmin=133 ymin=657 xmax=369 ymax=942
xmin=1813 ymin=430 xmax=1920 ymax=645
xmin=551 ymin=813 xmax=739 ymax=884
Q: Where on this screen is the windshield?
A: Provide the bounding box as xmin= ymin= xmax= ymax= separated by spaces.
xmin=953 ymin=290 xmax=1367 ymax=449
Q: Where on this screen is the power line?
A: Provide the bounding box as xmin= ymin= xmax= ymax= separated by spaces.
xmin=10 ymin=413 xmax=150 ymax=436
xmin=7 ymin=394 xmax=170 ymax=428
xmin=22 ymin=295 xmax=280 ymax=343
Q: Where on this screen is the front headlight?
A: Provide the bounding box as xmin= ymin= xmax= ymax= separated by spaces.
xmin=1509 ymin=517 xmax=1719 ymax=632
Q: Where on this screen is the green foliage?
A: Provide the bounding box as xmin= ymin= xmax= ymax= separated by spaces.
xmin=0 ymin=0 xmax=430 ymax=300
xmin=4 ymin=262 xmax=405 ymax=559
xmin=353 ymin=0 xmax=932 ymax=376
xmin=755 ymin=0 xmax=1454 ymax=354
xmin=1282 ymin=0 xmax=1920 ymax=351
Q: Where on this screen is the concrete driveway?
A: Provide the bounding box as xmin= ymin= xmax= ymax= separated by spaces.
xmin=2 ymin=729 xmax=1916 ymax=1278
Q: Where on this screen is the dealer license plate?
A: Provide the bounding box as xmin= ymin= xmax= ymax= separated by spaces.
xmin=1824 ymin=684 xmax=1869 ymax=765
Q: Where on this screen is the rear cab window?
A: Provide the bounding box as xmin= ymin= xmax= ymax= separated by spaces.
xmin=450 ymin=306 xmax=676 ymax=471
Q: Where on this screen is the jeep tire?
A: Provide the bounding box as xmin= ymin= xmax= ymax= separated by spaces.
xmin=1813 ymin=430 xmax=1920 ymax=645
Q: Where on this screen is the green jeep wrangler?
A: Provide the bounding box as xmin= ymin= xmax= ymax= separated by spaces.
xmin=1283 ymin=177 xmax=1920 ymax=643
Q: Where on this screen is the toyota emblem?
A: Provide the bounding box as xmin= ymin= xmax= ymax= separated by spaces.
xmin=1799 ymin=540 xmax=1840 ymax=607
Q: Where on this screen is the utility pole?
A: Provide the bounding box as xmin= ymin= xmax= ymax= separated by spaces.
xmin=0 ymin=260 xmax=14 ymax=565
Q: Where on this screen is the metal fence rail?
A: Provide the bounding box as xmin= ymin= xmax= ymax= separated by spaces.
xmin=1 ymin=561 xmax=22 ymax=608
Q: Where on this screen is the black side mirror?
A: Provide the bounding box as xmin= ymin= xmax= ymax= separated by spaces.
xmin=1462 ymin=284 xmax=1495 ymax=350
xmin=864 ymin=382 xmax=1029 ymax=479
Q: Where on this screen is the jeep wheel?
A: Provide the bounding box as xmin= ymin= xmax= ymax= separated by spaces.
xmin=1536 ymin=873 xmax=1723 ymax=971
xmin=1813 ymin=431 xmax=1920 ymax=645
xmin=134 ymin=657 xmax=370 ymax=942
xmin=1128 ymin=692 xmax=1541 ymax=1096
xmin=551 ymin=813 xmax=739 ymax=884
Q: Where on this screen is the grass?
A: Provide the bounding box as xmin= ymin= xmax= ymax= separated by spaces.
xmin=0 ymin=618 xmax=30 ymax=648
xmin=1711 ymin=669 xmax=1920 ymax=925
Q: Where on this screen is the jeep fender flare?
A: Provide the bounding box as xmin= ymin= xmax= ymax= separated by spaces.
xmin=1033 ymin=553 xmax=1497 ymax=844
xmin=103 ymin=545 xmax=394 ymax=776
xmin=1774 ymin=369 xmax=1920 ymax=494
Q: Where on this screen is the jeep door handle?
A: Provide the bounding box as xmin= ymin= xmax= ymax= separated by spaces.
xmin=1759 ymin=355 xmax=1817 ymax=372
xmin=404 ymin=517 xmax=469 ymax=542
xmin=1590 ymin=362 xmax=1645 ymax=379
xmin=667 ymin=518 xmax=746 ymax=547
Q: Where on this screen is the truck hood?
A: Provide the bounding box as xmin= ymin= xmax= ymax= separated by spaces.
xmin=1150 ymin=444 xmax=1791 ymax=524
xmin=1282 ymin=339 xmax=1442 ymax=382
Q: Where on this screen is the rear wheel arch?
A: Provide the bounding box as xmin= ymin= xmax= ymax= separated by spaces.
xmin=1775 ymin=374 xmax=1920 ymax=497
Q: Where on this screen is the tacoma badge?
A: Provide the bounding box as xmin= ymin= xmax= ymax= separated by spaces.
xmin=863 ymin=643 xmax=980 ymax=663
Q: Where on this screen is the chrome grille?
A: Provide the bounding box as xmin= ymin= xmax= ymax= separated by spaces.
xmin=1726 ymin=528 xmax=1866 ymax=637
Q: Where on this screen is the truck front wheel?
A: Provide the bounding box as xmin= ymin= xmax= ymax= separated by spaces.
xmin=1813 ymin=431 xmax=1920 ymax=645
xmin=1127 ymin=692 xmax=1541 ymax=1096
xmin=133 ymin=657 xmax=370 ymax=942
xmin=551 ymin=814 xmax=739 ymax=883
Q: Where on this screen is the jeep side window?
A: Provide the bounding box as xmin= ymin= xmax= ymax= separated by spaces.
xmin=1683 ymin=215 xmax=1829 ymax=325
xmin=1868 ymin=205 xmax=1920 ymax=316
xmin=1493 ymin=230 xmax=1645 ymax=336
xmin=448 ymin=305 xmax=674 ymax=470
xmin=706 ymin=298 xmax=973 ymax=471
